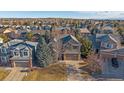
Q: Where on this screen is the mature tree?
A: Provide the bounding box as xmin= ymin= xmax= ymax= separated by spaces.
xmin=26 ymin=32 xmax=33 ymax=41
xmin=74 ymin=29 xmax=80 ymax=38
xmin=44 ymin=30 xmax=51 ymax=44
xmin=36 ymin=36 xmax=52 ymax=67
xmin=0 ymin=34 xmax=9 ymax=43
xmin=117 ymin=26 xmax=124 ymax=44
xmin=78 ymin=37 xmax=92 ymax=58
xmin=48 ymin=41 xmax=58 ymax=63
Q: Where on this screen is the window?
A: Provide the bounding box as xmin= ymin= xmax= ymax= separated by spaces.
xmin=24 ymin=52 xmax=28 ymax=56
xmin=23 ymin=49 xmax=28 ymax=56
xmin=73 ymin=46 xmax=78 ymax=49
xmin=14 ymin=52 xmax=19 ymax=56
xmin=2 ymin=48 xmax=6 ymax=53
xmin=111 ymin=44 xmax=113 ymax=48
xmin=106 ymin=43 xmax=113 ymax=48
xmin=1 ymin=57 xmax=7 ymax=62
xmin=104 ymin=43 xmax=107 ymax=48
xmin=107 ymin=43 xmax=110 ymax=48
xmin=111 ymin=58 xmax=119 ymax=68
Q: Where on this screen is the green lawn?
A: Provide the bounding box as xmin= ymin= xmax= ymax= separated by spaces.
xmin=23 ymin=63 xmax=67 ymax=81
xmin=0 ymin=69 xmax=10 ymax=80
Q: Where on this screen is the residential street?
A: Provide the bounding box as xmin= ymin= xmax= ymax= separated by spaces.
xmin=4 ymin=67 xmax=27 ymax=81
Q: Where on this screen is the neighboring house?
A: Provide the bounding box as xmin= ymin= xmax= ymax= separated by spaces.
xmin=0 ymin=39 xmax=38 ymax=68
xmin=79 ymin=28 xmax=91 ymax=37
xmin=101 ymin=26 xmax=114 ymax=34
xmin=100 ymin=47 xmax=124 ymax=78
xmin=92 ymin=34 xmax=121 ymax=53
xmin=0 ymin=45 xmax=9 ymax=65
xmin=31 ymin=30 xmax=46 ymax=36
xmin=57 ymin=35 xmax=81 ymax=60
xmin=3 ymin=28 xmax=19 ymax=39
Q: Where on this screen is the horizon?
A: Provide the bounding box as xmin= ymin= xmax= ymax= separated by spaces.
xmin=0 ymin=11 xmax=124 ymax=19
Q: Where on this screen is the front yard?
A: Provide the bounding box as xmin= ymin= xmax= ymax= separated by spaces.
xmin=23 ymin=61 xmax=95 ymax=81
xmin=23 ymin=63 xmax=67 ymax=81
xmin=0 ymin=68 xmax=10 ymax=80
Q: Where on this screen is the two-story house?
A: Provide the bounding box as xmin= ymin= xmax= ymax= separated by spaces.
xmin=98 ymin=34 xmax=124 ymax=78
xmin=3 ymin=28 xmax=19 ymax=39
xmin=100 ymin=47 xmax=124 ymax=78
xmin=92 ymin=34 xmax=121 ymax=53
xmin=57 ymin=35 xmax=81 ymax=60
xmin=0 ymin=39 xmax=38 ymax=68
xmin=79 ymin=28 xmax=91 ymax=37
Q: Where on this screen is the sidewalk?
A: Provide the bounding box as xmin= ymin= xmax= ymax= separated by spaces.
xmin=4 ymin=67 xmax=27 ymax=81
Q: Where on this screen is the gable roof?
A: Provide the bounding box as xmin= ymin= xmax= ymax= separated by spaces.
xmin=96 ymin=34 xmax=119 ymax=43
xmin=60 ymin=35 xmax=80 ymax=44
xmin=80 ymin=28 xmax=90 ymax=34
xmin=9 ymin=42 xmax=33 ymax=51
xmin=108 ymin=35 xmax=117 ymax=43
xmin=3 ymin=28 xmax=15 ymax=34
xmin=3 ymin=39 xmax=38 ymax=50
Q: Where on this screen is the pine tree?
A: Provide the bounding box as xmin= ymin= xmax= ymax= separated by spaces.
xmin=78 ymin=37 xmax=92 ymax=58
xmin=48 ymin=42 xmax=58 ymax=63
xmin=36 ymin=36 xmax=52 ymax=67
xmin=44 ymin=30 xmax=51 ymax=44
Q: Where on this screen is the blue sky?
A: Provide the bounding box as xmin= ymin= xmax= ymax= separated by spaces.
xmin=0 ymin=11 xmax=124 ymax=19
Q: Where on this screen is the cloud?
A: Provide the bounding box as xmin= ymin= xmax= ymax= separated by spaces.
xmin=95 ymin=11 xmax=124 ymax=19
xmin=77 ymin=11 xmax=124 ymax=19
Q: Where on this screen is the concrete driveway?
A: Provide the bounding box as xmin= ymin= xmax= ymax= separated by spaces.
xmin=4 ymin=67 xmax=28 ymax=81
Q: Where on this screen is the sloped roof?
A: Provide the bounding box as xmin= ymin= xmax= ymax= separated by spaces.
xmin=4 ymin=39 xmax=38 ymax=50
xmin=108 ymin=34 xmax=117 ymax=43
xmin=96 ymin=34 xmax=119 ymax=43
xmin=80 ymin=28 xmax=90 ymax=34
xmin=3 ymin=28 xmax=14 ymax=34
xmin=9 ymin=42 xmax=33 ymax=51
xmin=102 ymin=26 xmax=114 ymax=31
xmin=60 ymin=35 xmax=80 ymax=44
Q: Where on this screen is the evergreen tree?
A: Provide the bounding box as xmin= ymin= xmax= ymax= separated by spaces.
xmin=117 ymin=27 xmax=124 ymax=44
xmin=48 ymin=41 xmax=58 ymax=63
xmin=78 ymin=37 xmax=92 ymax=58
xmin=44 ymin=30 xmax=51 ymax=44
xmin=36 ymin=36 xmax=52 ymax=67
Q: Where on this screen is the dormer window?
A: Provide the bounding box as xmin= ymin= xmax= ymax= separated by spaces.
xmin=24 ymin=51 xmax=28 ymax=56
xmin=14 ymin=51 xmax=19 ymax=56
xmin=23 ymin=49 xmax=29 ymax=56
xmin=14 ymin=49 xmax=19 ymax=56
xmin=111 ymin=58 xmax=119 ymax=68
